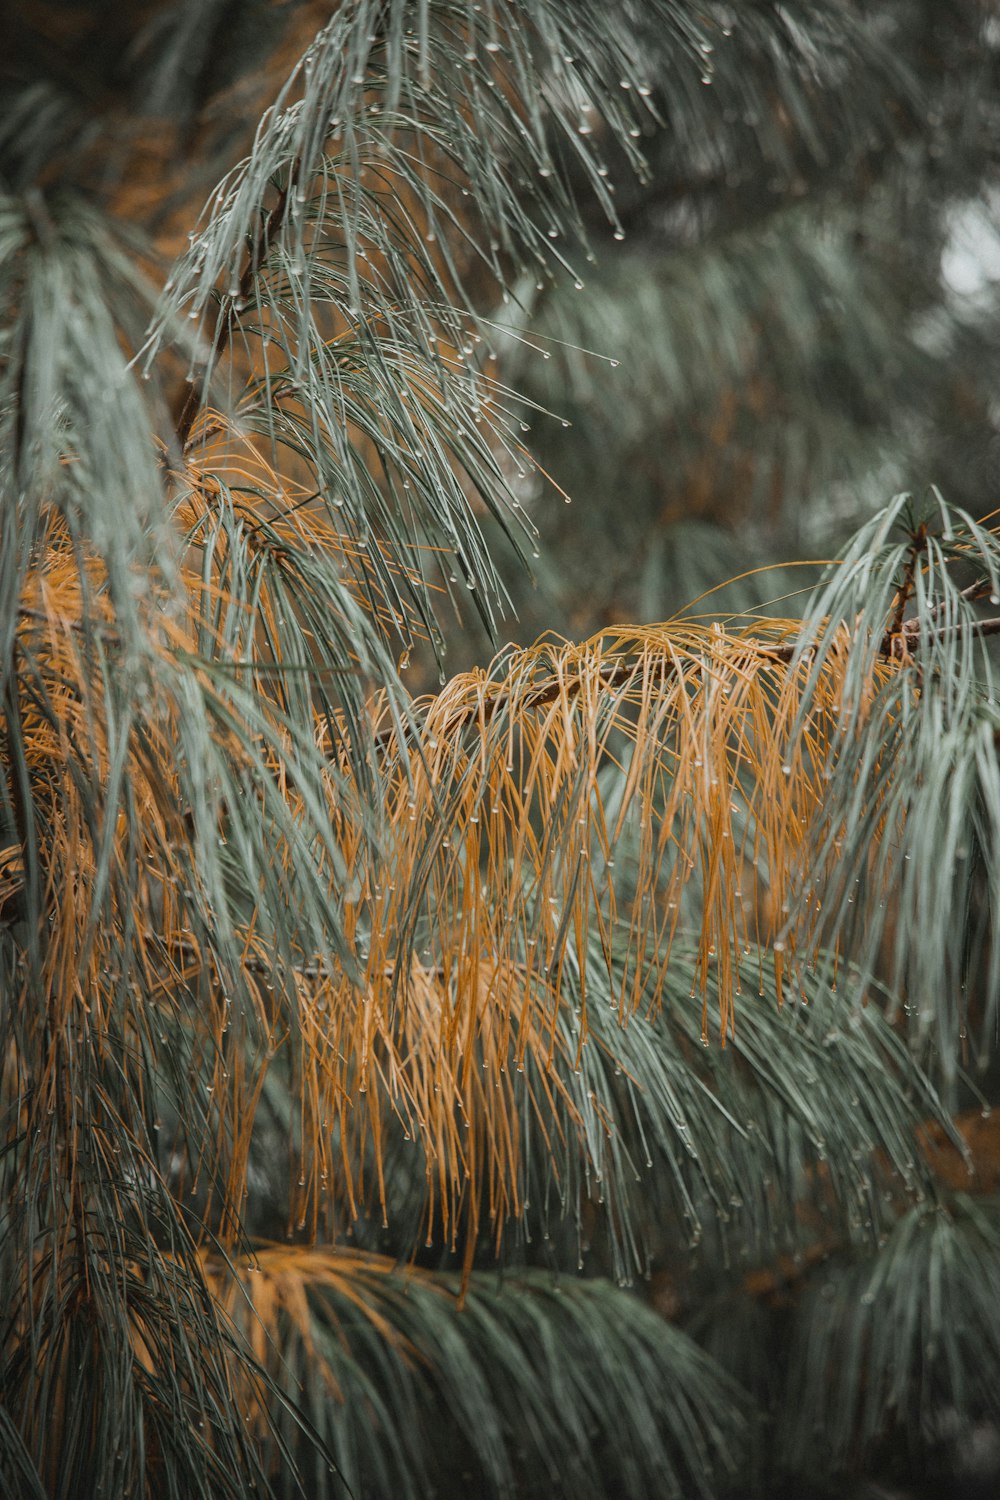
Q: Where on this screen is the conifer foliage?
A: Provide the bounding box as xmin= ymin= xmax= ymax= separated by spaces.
xmin=2 ymin=4 xmax=1000 ymax=1497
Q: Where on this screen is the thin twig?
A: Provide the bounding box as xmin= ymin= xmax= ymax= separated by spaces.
xmin=882 ymin=613 xmax=1000 ymax=656
xmin=165 ymin=935 xmax=443 ymax=986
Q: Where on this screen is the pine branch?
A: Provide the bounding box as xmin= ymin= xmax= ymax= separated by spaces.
xmin=377 ymin=600 xmax=1000 ymax=754
xmin=174 ymin=178 xmax=292 ymax=453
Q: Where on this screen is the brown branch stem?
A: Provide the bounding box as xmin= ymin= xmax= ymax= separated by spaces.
xmin=888 ymin=522 xmax=927 ymax=640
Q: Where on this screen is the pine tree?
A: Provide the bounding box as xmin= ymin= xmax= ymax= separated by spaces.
xmin=3 ymin=4 xmax=1000 ymax=1498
